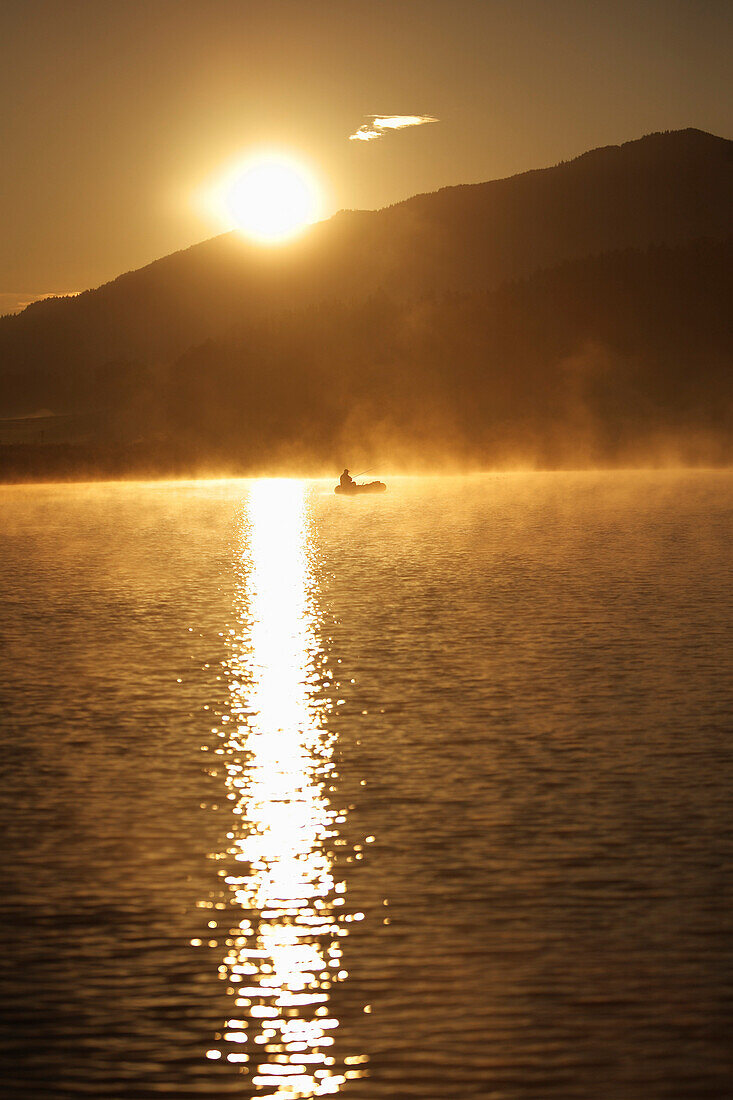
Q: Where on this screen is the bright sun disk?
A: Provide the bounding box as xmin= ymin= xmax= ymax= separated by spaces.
xmin=211 ymin=156 xmax=319 ymax=244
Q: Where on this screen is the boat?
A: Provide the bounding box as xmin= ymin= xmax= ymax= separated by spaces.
xmin=334 ymin=481 xmax=387 ymax=495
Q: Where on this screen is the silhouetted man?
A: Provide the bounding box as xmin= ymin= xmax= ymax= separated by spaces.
xmin=340 ymin=468 xmax=354 ymax=488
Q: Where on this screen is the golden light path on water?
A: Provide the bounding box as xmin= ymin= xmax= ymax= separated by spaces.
xmin=206 ymin=480 xmax=367 ymax=1096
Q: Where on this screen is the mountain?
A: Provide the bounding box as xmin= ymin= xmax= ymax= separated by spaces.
xmin=0 ymin=129 xmax=731 ymax=475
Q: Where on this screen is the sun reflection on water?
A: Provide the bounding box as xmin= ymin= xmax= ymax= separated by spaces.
xmin=206 ymin=480 xmax=365 ymax=1096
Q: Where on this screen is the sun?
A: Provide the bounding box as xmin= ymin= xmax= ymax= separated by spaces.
xmin=207 ymin=154 xmax=320 ymax=244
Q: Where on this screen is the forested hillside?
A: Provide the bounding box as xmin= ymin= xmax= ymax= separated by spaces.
xmin=1 ymin=129 xmax=731 ymax=477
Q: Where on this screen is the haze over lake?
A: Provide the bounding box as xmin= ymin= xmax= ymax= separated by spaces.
xmin=1 ymin=472 xmax=731 ymax=1099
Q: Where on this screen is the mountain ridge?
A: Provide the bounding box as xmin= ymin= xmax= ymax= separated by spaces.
xmin=3 ymin=127 xmax=731 ymax=343
xmin=12 ymin=126 xmax=728 ymax=327
xmin=1 ymin=127 xmax=731 ymax=477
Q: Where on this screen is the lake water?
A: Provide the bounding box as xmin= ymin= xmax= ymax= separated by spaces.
xmin=1 ymin=472 xmax=731 ymax=1099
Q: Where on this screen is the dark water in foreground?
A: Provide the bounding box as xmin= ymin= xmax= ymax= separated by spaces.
xmin=0 ymin=472 xmax=731 ymax=1100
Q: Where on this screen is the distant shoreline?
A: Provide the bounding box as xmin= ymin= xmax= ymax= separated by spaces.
xmin=1 ymin=443 xmax=731 ymax=486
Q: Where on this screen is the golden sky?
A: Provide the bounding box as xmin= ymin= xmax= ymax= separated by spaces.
xmin=1 ymin=0 xmax=731 ymax=312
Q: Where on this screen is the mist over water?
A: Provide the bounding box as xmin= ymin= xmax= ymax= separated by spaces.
xmin=1 ymin=472 xmax=731 ymax=1099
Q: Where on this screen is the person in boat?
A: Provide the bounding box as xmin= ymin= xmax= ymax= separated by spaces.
xmin=339 ymin=468 xmax=355 ymax=489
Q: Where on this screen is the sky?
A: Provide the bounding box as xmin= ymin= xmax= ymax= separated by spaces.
xmin=1 ymin=0 xmax=731 ymax=314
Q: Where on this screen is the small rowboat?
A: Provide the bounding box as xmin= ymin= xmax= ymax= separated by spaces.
xmin=334 ymin=481 xmax=387 ymax=495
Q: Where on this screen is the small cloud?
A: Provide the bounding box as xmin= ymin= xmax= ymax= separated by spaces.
xmin=350 ymin=127 xmax=382 ymax=142
xmin=349 ymin=114 xmax=439 ymax=142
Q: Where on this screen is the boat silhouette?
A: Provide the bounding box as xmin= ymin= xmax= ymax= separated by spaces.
xmin=334 ymin=480 xmax=387 ymax=495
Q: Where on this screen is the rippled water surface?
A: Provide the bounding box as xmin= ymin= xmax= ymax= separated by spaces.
xmin=1 ymin=472 xmax=731 ymax=1099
